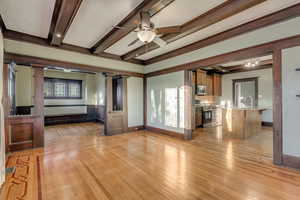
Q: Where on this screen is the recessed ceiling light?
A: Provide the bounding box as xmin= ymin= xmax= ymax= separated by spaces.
xmin=56 ymin=33 xmax=62 ymax=38
xmin=63 ymin=69 xmax=72 ymax=73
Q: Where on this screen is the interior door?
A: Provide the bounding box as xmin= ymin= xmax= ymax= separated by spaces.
xmin=105 ymin=75 xmax=128 ymax=136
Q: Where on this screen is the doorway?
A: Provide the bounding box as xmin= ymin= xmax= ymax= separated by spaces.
xmin=190 ymin=54 xmax=274 ymax=161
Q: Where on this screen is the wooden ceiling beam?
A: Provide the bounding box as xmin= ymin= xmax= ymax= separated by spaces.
xmin=4 ymin=53 xmax=144 ymax=78
xmin=122 ymin=0 xmax=267 ymax=60
xmin=0 ymin=14 xmax=7 ymax=32
xmin=4 ymin=30 xmax=145 ymax=65
xmin=92 ymin=0 xmax=174 ymax=54
xmin=49 ymin=0 xmax=83 ymax=46
xmin=144 ymin=3 xmax=300 ymax=65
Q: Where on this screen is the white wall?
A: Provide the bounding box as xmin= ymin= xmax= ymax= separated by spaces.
xmin=0 ymin=30 xmax=5 ymax=187
xmin=95 ymin=74 xmax=105 ymax=106
xmin=146 ymin=16 xmax=300 ymax=73
xmin=15 ymin=65 xmax=33 ymax=106
xmin=221 ymin=68 xmax=273 ymax=122
xmin=127 ymin=77 xmax=143 ymax=127
xmin=282 ymin=46 xmax=300 ymax=157
xmin=147 ymin=71 xmax=185 ymax=133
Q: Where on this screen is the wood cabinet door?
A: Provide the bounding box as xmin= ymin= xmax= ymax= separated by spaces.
xmin=196 ymin=70 xmax=206 ymax=85
xmin=213 ymin=74 xmax=222 ymax=96
xmin=206 ymin=75 xmax=213 ymax=96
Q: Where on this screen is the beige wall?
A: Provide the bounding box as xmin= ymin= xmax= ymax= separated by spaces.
xmin=282 ymin=46 xmax=300 ymax=157
xmin=0 ymin=30 xmax=5 ymax=186
xmin=221 ymin=68 xmax=273 ymax=122
xmin=127 ymin=77 xmax=144 ymax=127
xmin=147 ymin=71 xmax=185 ymax=133
xmin=15 ymin=65 xmax=33 ymax=106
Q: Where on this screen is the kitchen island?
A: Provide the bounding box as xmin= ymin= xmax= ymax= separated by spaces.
xmin=222 ymin=107 xmax=266 ymax=139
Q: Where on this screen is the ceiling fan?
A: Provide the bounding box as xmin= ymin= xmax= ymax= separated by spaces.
xmin=114 ymin=11 xmax=181 ymax=48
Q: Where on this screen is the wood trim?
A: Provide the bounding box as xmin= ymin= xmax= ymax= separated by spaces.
xmin=184 ymin=70 xmax=193 ymax=140
xmin=32 ymin=67 xmax=44 ymax=148
xmin=50 ymin=0 xmax=83 ymax=45
xmin=127 ymin=126 xmax=145 ymax=132
xmin=145 ymin=3 xmax=300 ymax=65
xmin=273 ymin=49 xmax=283 ymax=165
xmin=0 ymin=14 xmax=6 ymax=32
xmin=143 ymin=77 xmax=147 ymax=127
xmin=122 ymin=0 xmax=267 ymax=60
xmin=2 ymin=64 xmax=9 ymax=153
xmin=48 ymin=0 xmax=63 ymax=41
xmin=92 ymin=0 xmax=172 ymax=54
xmin=262 ymin=121 xmax=273 ymax=127
xmin=145 ymin=34 xmax=300 ymax=77
xmin=283 ymin=155 xmax=300 ymax=169
xmin=4 ymin=52 xmax=144 ymax=78
xmin=146 ymin=126 xmax=185 ymax=140
xmin=3 ymin=30 xmax=144 ymax=65
xmin=232 ymin=77 xmax=258 ymax=107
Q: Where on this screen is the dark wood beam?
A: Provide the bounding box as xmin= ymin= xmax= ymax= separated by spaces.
xmin=50 ymin=0 xmax=83 ymax=46
xmin=144 ymin=3 xmax=300 ymax=65
xmin=4 ymin=53 xmax=144 ymax=78
xmin=122 ymin=0 xmax=267 ymax=60
xmin=92 ymin=0 xmax=174 ymax=54
xmin=4 ymin=30 xmax=145 ymax=65
xmin=0 ymin=14 xmax=7 ymax=32
xmin=145 ymin=34 xmax=300 ymax=77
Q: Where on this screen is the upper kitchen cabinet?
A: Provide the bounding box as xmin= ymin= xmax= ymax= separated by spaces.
xmin=196 ymin=70 xmax=207 ymax=85
xmin=212 ymin=74 xmax=222 ymax=96
xmin=195 ymin=69 xmax=222 ymax=97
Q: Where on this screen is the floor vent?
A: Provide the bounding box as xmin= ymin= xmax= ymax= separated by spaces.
xmin=5 ymin=167 xmax=16 ymax=174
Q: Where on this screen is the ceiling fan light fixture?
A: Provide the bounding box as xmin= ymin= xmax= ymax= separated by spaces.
xmin=137 ymin=30 xmax=156 ymax=43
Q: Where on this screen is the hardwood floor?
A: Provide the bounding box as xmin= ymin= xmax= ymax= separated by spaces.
xmin=192 ymin=126 xmax=273 ymax=162
xmin=1 ymin=123 xmax=300 ymax=200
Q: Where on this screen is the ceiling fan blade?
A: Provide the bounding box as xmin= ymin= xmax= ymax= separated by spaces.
xmin=153 ymin=37 xmax=167 ymax=47
xmin=155 ymin=26 xmax=181 ymax=35
xmin=128 ymin=38 xmax=140 ymax=47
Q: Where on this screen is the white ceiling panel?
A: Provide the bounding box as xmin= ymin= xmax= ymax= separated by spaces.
xmin=0 ymin=0 xmax=55 ymax=38
xmin=63 ymin=0 xmax=144 ymax=48
xmin=105 ymin=32 xmax=145 ymax=56
xmin=137 ymin=0 xmax=300 ymax=60
xmin=106 ymin=0 xmax=225 ymax=55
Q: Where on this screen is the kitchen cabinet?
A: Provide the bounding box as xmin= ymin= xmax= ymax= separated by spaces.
xmin=195 ymin=107 xmax=202 ymax=127
xmin=206 ymin=75 xmax=213 ymax=96
xmin=212 ymin=74 xmax=222 ymax=96
xmin=195 ymin=70 xmax=222 ymax=96
xmin=196 ymin=70 xmax=207 ymax=85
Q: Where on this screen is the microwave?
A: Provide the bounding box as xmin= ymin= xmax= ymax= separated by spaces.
xmin=196 ymin=85 xmax=207 ymax=96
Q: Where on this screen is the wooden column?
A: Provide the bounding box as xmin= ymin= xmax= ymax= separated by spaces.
xmin=32 ymin=66 xmax=44 ymax=147
xmin=184 ymin=70 xmax=193 ymax=140
xmin=2 ymin=64 xmax=9 ymax=153
xmin=273 ymin=49 xmax=283 ymax=165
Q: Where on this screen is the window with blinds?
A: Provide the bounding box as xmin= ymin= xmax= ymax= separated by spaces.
xmin=44 ymin=78 xmax=82 ymax=99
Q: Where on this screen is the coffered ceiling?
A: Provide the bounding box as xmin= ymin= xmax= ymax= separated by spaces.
xmin=1 ymin=0 xmax=300 ymax=66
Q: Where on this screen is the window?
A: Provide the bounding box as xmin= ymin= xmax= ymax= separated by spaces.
xmin=233 ymin=77 xmax=258 ymax=108
xmin=44 ymin=78 xmax=82 ymax=99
